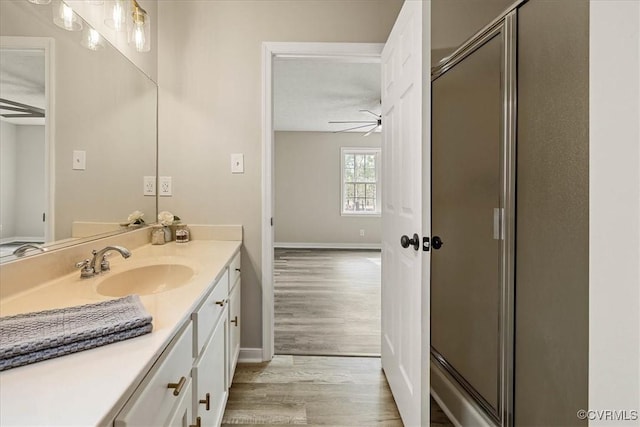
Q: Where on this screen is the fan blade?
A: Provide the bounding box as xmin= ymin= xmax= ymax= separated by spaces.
xmin=359 ymin=109 xmax=381 ymax=118
xmin=362 ymin=124 xmax=380 ymax=137
xmin=328 ymin=120 xmax=378 ymax=124
xmin=333 ymin=123 xmax=379 ymax=133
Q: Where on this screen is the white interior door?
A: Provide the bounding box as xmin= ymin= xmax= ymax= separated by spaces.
xmin=380 ymin=2 xmax=423 ymax=426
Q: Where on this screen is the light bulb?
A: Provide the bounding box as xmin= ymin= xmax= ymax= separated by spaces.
xmin=52 ymin=0 xmax=82 ymax=31
xmin=62 ymin=4 xmax=73 ymax=29
xmin=133 ymin=23 xmax=145 ymax=52
xmin=105 ymin=0 xmax=126 ymax=31
xmin=81 ymin=27 xmax=104 ymax=51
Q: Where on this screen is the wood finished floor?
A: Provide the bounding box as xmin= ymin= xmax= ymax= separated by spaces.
xmin=222 ymin=355 xmax=454 ymax=426
xmin=228 ymin=249 xmax=454 ymax=426
xmin=274 ymin=249 xmax=381 ymax=356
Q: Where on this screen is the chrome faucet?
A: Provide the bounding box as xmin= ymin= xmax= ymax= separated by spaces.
xmin=12 ymin=243 xmax=46 ymax=257
xmin=75 ymin=245 xmax=131 ymax=279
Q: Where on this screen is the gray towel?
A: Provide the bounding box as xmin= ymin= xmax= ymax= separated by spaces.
xmin=0 ymin=295 xmax=153 ymax=370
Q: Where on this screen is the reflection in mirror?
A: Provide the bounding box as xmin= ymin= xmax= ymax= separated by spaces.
xmin=0 ymin=0 xmax=157 ymax=262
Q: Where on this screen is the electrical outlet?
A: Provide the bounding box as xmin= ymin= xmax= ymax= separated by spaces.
xmin=143 ymin=176 xmax=156 ymax=196
xmin=360 ymin=229 xmax=365 ymax=237
xmin=159 ymin=176 xmax=172 ymax=197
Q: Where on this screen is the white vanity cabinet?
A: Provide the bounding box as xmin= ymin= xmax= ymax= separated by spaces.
xmin=227 ymin=252 xmax=241 ymax=387
xmin=191 ymin=269 xmax=229 ymax=426
xmin=114 ymin=249 xmax=242 ymax=427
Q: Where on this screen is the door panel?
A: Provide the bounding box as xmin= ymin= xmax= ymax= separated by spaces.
xmin=431 ymin=34 xmax=502 ymax=411
xmin=381 ymin=1 xmax=423 ymax=426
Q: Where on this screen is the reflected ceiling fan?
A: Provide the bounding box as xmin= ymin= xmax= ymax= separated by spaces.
xmin=329 ymin=109 xmax=381 ymax=137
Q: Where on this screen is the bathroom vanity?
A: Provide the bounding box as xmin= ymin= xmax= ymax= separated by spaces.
xmin=0 ymin=228 xmax=242 ymax=427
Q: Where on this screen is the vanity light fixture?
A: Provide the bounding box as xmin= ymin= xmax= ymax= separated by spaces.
xmin=129 ymin=0 xmax=150 ymax=52
xmin=52 ymin=0 xmax=83 ymax=31
xmin=81 ymin=27 xmax=105 ymax=51
xmin=27 ymin=0 xmax=52 ymax=4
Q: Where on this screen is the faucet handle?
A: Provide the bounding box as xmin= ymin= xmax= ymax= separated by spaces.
xmin=75 ymin=259 xmax=95 ymax=279
xmin=100 ymin=255 xmax=111 ymax=272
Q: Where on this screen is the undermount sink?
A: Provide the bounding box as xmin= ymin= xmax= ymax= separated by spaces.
xmin=96 ymin=264 xmax=195 ymax=297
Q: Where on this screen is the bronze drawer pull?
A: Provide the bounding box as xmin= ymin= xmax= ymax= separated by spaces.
xmin=167 ymin=376 xmax=186 ymax=396
xmin=215 ymin=300 xmax=225 ymax=306
xmin=190 ymin=416 xmax=202 ymax=427
xmin=199 ymin=392 xmax=211 ymax=411
xmin=231 ymin=316 xmax=238 ymax=326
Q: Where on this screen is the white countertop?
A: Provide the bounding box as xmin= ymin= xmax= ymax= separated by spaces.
xmin=0 ymin=240 xmax=241 ymax=427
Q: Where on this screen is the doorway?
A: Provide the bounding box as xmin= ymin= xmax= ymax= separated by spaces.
xmin=261 ymin=42 xmax=385 ymax=360
xmin=0 ymin=37 xmax=54 ymax=256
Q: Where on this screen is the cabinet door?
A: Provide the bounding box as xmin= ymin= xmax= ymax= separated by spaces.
xmin=193 ymin=312 xmax=228 ymax=427
xmin=228 ymin=280 xmax=241 ymax=386
xmin=115 ymin=324 xmax=193 ymax=427
xmin=166 ymin=378 xmax=193 ymax=427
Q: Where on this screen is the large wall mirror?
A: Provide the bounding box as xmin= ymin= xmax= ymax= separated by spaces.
xmin=0 ymin=0 xmax=157 ymax=262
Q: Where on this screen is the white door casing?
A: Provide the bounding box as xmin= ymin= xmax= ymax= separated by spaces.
xmin=380 ymin=2 xmax=423 ymax=426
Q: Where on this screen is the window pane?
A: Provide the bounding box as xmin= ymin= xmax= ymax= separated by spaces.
xmin=345 ymin=154 xmax=355 ymax=170
xmin=345 ymin=183 xmax=355 ymax=198
xmin=344 ymin=167 xmax=354 ymax=182
xmin=356 ymin=183 xmax=366 ymax=198
xmin=365 ymin=198 xmax=375 ymax=210
xmin=366 ymin=184 xmax=376 ymax=198
xmin=363 ymin=166 xmax=376 ymax=182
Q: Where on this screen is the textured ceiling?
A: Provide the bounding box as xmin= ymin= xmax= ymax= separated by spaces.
xmin=0 ymin=48 xmax=46 ymax=125
xmin=274 ymin=57 xmax=381 ymax=133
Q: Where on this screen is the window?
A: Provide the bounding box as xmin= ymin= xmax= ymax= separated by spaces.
xmin=341 ymin=147 xmax=381 ymax=215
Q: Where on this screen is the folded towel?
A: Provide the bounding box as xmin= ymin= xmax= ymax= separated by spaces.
xmin=0 ymin=323 xmax=153 ymax=371
xmin=0 ymin=295 xmax=152 ymax=369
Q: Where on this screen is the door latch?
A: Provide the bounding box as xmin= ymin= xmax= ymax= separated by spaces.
xmin=423 ymin=237 xmax=430 ymax=251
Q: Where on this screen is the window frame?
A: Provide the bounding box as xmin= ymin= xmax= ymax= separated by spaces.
xmin=340 ymin=147 xmax=382 ymax=217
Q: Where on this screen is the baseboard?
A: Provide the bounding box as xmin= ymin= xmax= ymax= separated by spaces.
xmin=274 ymin=242 xmax=381 ymax=250
xmin=238 ymin=347 xmax=263 ymax=363
xmin=430 ymin=359 xmax=495 ymax=427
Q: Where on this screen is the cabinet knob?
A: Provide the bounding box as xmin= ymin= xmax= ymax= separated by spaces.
xmin=215 ymin=300 xmax=225 ymax=306
xmin=199 ymin=392 xmax=211 ymax=411
xmin=231 ymin=316 xmax=238 ymax=326
xmin=190 ymin=416 xmax=202 ymax=427
xmin=167 ymin=376 xmax=186 ymax=396
xmin=235 ymin=268 xmax=241 ymax=272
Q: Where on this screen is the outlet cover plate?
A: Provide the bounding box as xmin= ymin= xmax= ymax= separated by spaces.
xmin=231 ymin=153 xmax=244 ymax=174
xmin=72 ymin=150 xmax=86 ymax=170
xmin=159 ymin=176 xmax=172 ymax=196
xmin=143 ymin=176 xmax=156 ymax=196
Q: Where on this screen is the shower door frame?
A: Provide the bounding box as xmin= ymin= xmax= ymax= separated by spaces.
xmin=430 ymin=9 xmax=517 ymax=427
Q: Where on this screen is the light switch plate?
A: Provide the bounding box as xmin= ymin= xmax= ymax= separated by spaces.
xmin=143 ymin=176 xmax=156 ymax=196
xmin=72 ymin=150 xmax=86 ymax=170
xmin=159 ymin=176 xmax=172 ymax=196
xmin=231 ymin=153 xmax=244 ymax=174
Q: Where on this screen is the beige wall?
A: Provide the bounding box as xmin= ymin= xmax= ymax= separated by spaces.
xmin=274 ymin=131 xmax=381 ymax=246
xmin=157 ymin=0 xmax=403 ymax=348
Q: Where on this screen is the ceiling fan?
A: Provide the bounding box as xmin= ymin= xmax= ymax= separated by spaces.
xmin=329 ymin=109 xmax=381 ymax=137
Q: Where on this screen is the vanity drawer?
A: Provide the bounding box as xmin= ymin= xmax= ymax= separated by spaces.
xmin=115 ymin=322 xmax=193 ymax=427
xmin=192 ymin=270 xmax=229 ymax=357
xmin=229 ymin=251 xmax=241 ymax=290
